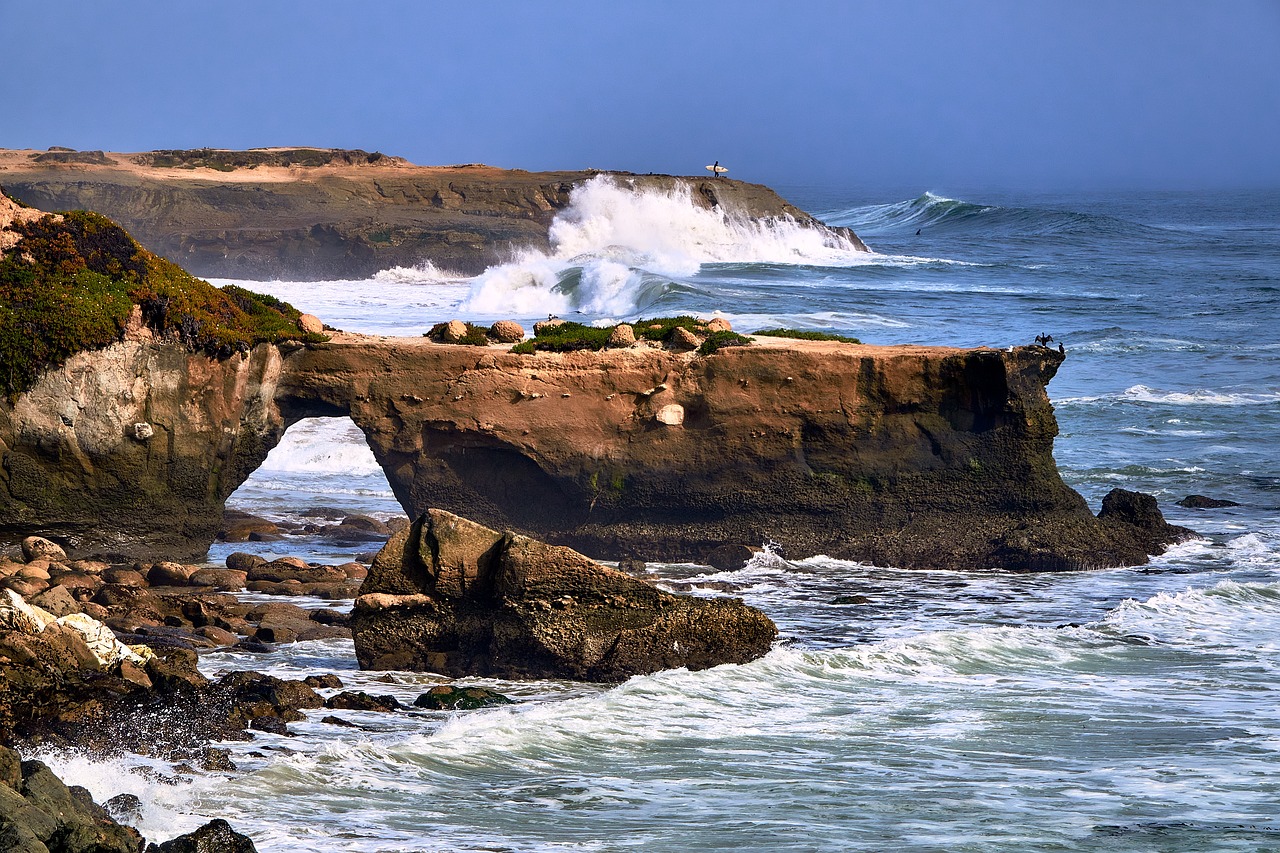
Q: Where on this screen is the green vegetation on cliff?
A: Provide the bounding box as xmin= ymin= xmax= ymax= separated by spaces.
xmin=752 ymin=328 xmax=862 ymax=344
xmin=0 ymin=206 xmax=323 ymax=397
xmin=511 ymin=321 xmax=612 ymax=353
xmin=511 ymin=316 xmax=749 ymax=355
xmin=133 ymin=148 xmax=390 ymax=171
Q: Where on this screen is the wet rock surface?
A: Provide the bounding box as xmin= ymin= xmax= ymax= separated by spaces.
xmin=351 ymin=510 xmax=778 ymax=681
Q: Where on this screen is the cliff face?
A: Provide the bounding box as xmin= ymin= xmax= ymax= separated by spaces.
xmin=0 ymin=329 xmax=1188 ymax=569
xmin=0 ymin=148 xmax=865 ymax=279
xmin=0 ymin=322 xmax=287 ymax=559
xmin=274 ymin=334 xmax=1186 ymax=571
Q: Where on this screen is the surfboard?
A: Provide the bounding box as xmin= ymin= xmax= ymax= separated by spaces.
xmin=705 ymin=164 xmax=728 ymax=174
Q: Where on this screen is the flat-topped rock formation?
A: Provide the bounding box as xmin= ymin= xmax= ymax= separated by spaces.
xmin=0 ymin=147 xmax=865 ymax=279
xmin=0 ymin=326 xmax=1192 ymax=570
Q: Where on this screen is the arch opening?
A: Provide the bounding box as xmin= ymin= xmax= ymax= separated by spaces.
xmin=210 ymin=416 xmax=405 ymax=566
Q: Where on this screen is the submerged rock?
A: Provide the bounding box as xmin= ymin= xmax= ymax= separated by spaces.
xmin=351 ymin=509 xmax=778 ymax=681
xmin=414 ymin=685 xmax=513 ymax=711
xmin=146 ymin=818 xmax=258 ymax=853
xmin=1176 ymin=494 xmax=1241 ymax=509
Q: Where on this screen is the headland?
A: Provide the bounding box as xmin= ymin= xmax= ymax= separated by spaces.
xmin=0 ymin=147 xmax=866 ymax=280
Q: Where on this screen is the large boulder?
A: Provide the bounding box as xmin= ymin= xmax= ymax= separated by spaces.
xmin=351 ymin=510 xmax=777 ymax=681
xmin=0 ymin=748 xmax=143 ymax=853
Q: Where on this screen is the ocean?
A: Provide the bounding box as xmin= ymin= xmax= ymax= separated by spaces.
xmin=46 ymin=178 xmax=1280 ymax=851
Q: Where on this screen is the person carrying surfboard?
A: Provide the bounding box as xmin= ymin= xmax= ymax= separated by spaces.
xmin=706 ymin=161 xmax=728 ymax=178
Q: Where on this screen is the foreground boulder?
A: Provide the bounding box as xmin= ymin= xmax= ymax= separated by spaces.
xmin=0 ymin=746 xmax=142 ymax=853
xmin=145 ymin=819 xmax=257 ymax=853
xmin=351 ymin=510 xmax=777 ymax=681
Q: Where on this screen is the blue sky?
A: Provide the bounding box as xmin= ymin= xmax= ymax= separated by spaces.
xmin=2 ymin=1 xmax=1278 ymax=190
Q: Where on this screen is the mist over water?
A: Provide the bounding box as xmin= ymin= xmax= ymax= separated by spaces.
xmin=171 ymin=181 xmax=1280 ymax=850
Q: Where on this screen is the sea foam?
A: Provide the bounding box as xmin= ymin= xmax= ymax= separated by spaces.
xmin=458 ymin=175 xmax=870 ymax=316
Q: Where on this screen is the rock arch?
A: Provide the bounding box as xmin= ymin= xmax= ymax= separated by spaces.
xmin=2 ymin=334 xmax=1191 ymax=570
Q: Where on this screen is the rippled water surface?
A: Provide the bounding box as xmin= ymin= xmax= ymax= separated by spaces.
xmin=54 ymin=183 xmax=1280 ymax=852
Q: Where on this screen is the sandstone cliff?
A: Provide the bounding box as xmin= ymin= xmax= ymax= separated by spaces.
xmin=275 ymin=333 xmax=1190 ymax=571
xmin=0 ymin=328 xmax=285 ymax=560
xmin=0 ymin=148 xmax=866 ymax=279
xmin=1 ymin=325 xmax=1190 ymax=570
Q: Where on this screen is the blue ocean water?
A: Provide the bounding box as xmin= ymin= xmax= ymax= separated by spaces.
xmin=56 ymin=180 xmax=1280 ymax=851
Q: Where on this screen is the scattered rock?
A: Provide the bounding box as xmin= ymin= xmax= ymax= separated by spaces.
xmin=616 ymin=558 xmax=647 ymax=575
xmin=297 ymin=313 xmax=324 ymax=335
xmin=668 ymin=326 xmax=701 ymax=351
xmin=30 ymin=585 xmax=79 ymax=617
xmin=148 ymin=562 xmax=199 ymax=586
xmin=200 ymin=748 xmax=236 ymax=772
xmin=321 ymin=715 xmax=358 ymax=727
xmin=224 ymin=552 xmax=266 ymax=571
xmin=20 ymin=536 xmax=66 ymax=563
xmin=1176 ymin=494 xmax=1241 ymax=509
xmin=706 ymin=317 xmax=733 ymax=333
xmin=832 ymin=594 xmax=872 ymax=605
xmin=248 ymin=716 xmax=290 ymax=735
xmin=103 ymin=792 xmax=144 ymax=824
xmin=705 ymin=544 xmax=758 ymax=572
xmin=607 ymin=324 xmax=636 ymax=348
xmin=324 ymin=691 xmax=402 ymax=712
xmin=303 ymin=673 xmax=344 ymax=689
xmin=413 ymin=685 xmax=513 ymax=711
xmin=218 ymin=512 xmax=281 ymax=543
xmin=489 ymin=320 xmax=525 ymax=343
xmin=533 ymin=317 xmax=566 ymax=335
xmin=655 ymin=404 xmax=685 ymax=426
xmin=102 ymin=567 xmax=148 ymax=587
xmin=440 ymin=319 xmax=468 ymax=343
xmin=188 ymin=569 xmax=248 ymax=590
xmin=1097 ymin=488 xmax=1196 ymax=553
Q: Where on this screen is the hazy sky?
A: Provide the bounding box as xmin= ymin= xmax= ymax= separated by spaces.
xmin=2 ymin=1 xmax=1278 ymax=190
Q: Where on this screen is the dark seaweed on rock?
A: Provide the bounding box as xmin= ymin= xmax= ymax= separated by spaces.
xmin=0 ymin=204 xmax=326 ymax=396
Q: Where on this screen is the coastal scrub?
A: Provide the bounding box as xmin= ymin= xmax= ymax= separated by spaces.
xmin=0 ymin=205 xmax=324 ymax=397
xmin=511 ymin=316 xmax=749 ymax=354
xmin=753 ymin=328 xmax=862 ymax=344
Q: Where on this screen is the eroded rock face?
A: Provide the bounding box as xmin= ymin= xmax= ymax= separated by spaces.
xmin=1 ymin=328 xmax=1194 ymax=570
xmin=0 ymin=336 xmax=288 ymax=560
xmin=279 ymin=334 xmax=1193 ymax=571
xmin=351 ymin=510 xmax=778 ymax=681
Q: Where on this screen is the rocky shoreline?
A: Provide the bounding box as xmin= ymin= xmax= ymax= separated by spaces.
xmin=0 ymin=164 xmax=1206 ymax=849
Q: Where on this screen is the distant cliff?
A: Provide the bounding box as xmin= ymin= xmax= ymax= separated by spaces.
xmin=0 ymin=147 xmax=866 ymax=280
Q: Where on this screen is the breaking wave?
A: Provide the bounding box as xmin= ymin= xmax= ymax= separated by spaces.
xmin=1058 ymin=385 xmax=1280 ymax=407
xmin=822 ymin=191 xmax=1165 ymax=239
xmin=458 ymin=175 xmax=871 ymax=316
xmin=257 ymin=418 xmax=382 ymax=476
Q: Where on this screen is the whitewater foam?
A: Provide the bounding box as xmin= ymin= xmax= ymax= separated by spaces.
xmin=257 ymin=418 xmax=382 ymax=476
xmin=457 ymin=176 xmax=871 ymax=316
